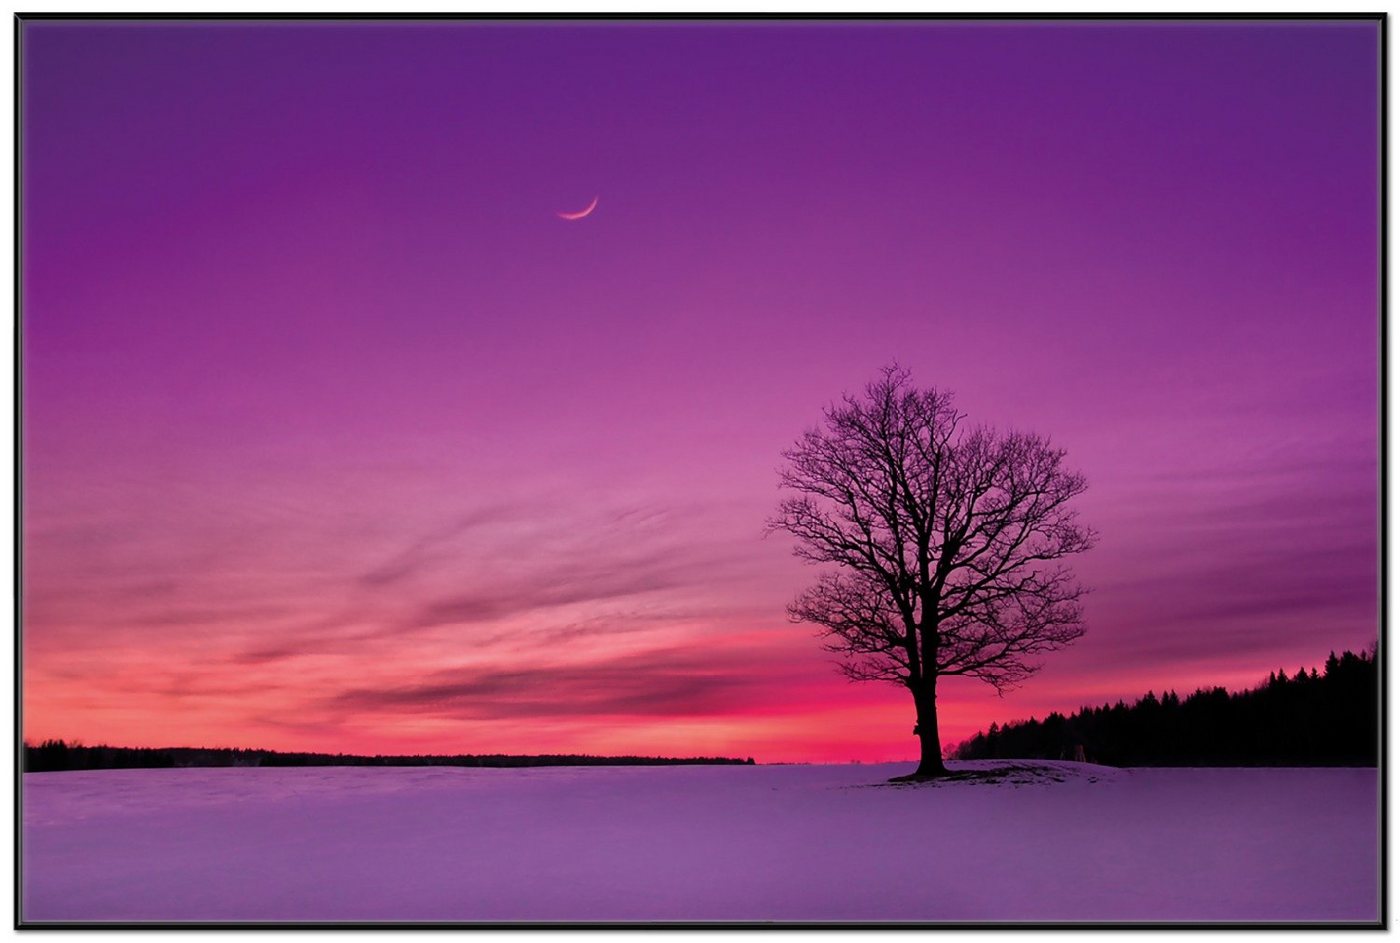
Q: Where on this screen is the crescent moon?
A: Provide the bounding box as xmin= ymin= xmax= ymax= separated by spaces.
xmin=557 ymin=196 xmax=599 ymax=221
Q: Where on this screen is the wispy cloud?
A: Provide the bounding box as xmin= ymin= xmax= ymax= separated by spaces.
xmin=329 ymin=640 xmax=813 ymax=721
xmin=357 ymin=506 xmax=520 ymax=588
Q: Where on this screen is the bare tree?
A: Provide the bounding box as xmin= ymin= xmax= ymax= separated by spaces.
xmin=770 ymin=365 xmax=1095 ymax=779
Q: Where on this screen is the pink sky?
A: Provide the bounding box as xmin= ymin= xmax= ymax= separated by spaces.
xmin=22 ymin=20 xmax=1378 ymax=762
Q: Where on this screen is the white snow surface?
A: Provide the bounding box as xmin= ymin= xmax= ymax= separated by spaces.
xmin=21 ymin=760 xmax=1378 ymax=923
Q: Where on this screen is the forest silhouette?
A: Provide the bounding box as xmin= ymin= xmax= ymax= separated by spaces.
xmin=953 ymin=647 xmax=1378 ymax=766
xmin=23 ymin=745 xmax=755 ymax=774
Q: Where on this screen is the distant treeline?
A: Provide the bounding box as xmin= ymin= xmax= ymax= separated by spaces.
xmin=23 ymin=742 xmax=756 ymax=773
xmin=953 ymin=647 xmax=1378 ymax=767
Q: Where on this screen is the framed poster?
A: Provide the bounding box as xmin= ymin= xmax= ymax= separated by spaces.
xmin=16 ymin=15 xmax=1383 ymax=928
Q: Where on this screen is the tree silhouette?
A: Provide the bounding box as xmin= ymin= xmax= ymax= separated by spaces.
xmin=770 ymin=365 xmax=1094 ymax=778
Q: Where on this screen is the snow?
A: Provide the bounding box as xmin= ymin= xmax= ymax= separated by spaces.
xmin=21 ymin=761 xmax=1378 ymax=923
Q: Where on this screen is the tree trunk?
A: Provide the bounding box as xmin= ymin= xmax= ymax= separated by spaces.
xmin=911 ymin=681 xmax=948 ymax=777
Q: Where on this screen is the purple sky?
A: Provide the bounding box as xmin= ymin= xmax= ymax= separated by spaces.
xmin=22 ymin=20 xmax=1378 ymax=761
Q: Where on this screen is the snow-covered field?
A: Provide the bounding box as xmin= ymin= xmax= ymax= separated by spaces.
xmin=21 ymin=761 xmax=1378 ymax=923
